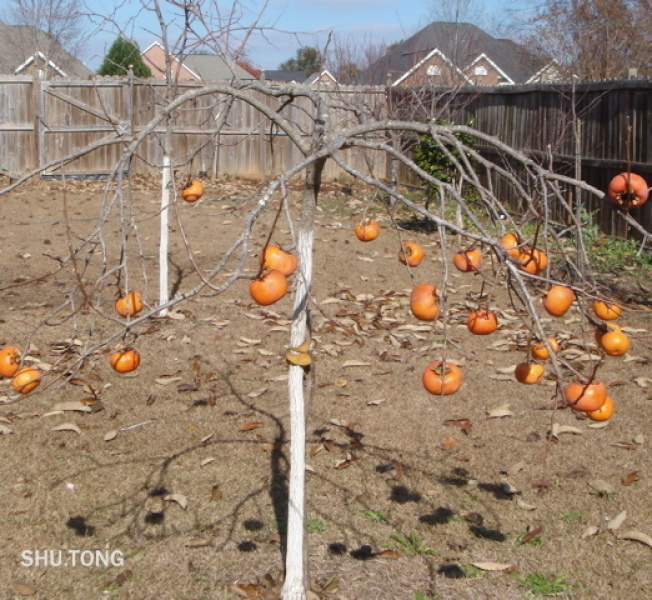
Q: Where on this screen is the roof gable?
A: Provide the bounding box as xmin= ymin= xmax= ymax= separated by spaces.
xmin=15 ymin=51 xmax=67 ymax=76
xmin=0 ymin=21 xmax=92 ymax=77
xmin=465 ymin=53 xmax=514 ymax=85
xmin=392 ymin=48 xmax=471 ymax=87
xmin=141 ymin=42 xmax=201 ymax=80
xmin=305 ymin=69 xmax=337 ymax=85
xmin=359 ymin=21 xmax=548 ymax=86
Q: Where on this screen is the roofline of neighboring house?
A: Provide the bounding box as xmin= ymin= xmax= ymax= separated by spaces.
xmin=15 ymin=51 xmax=67 ymax=77
xmin=467 ymin=52 xmax=514 ymax=85
xmin=391 ymin=48 xmax=472 ymax=87
xmin=524 ymin=58 xmax=569 ymax=84
xmin=308 ymin=69 xmax=337 ymax=83
xmin=141 ymin=41 xmax=202 ymax=80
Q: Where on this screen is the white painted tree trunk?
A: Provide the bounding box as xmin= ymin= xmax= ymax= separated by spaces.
xmin=158 ymin=154 xmax=171 ymax=316
xmin=281 ymin=162 xmax=322 ymax=600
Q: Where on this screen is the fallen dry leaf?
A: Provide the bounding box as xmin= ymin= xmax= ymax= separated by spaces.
xmin=52 ymin=401 xmax=92 ymax=413
xmin=156 ymin=375 xmax=182 ymax=386
xmin=581 ymin=525 xmax=600 ymax=539
xmin=372 ymin=549 xmax=401 ymax=558
xmin=616 ymin=530 xmax=652 ymax=548
xmin=521 ymin=526 xmax=543 ymax=544
xmin=501 ymin=480 xmax=521 ymax=495
xmin=622 ymin=471 xmax=640 ymax=486
xmin=104 ymin=430 xmax=117 ymax=442
xmin=487 ymin=405 xmax=514 ymax=418
xmin=607 ymin=510 xmax=627 ymax=531
xmin=588 ymin=479 xmax=616 ymax=494
xmin=611 ymin=441 xmax=636 ymax=450
xmin=51 ymin=422 xmax=82 ymax=435
xmin=470 ymin=561 xmax=514 ymax=571
xmin=12 ymin=582 xmax=36 ymax=596
xmin=164 ymin=493 xmax=188 ymax=510
xmin=444 ymin=418 xmax=472 ymax=435
xmin=343 ymin=360 xmax=372 ymax=367
xmin=239 ymin=422 xmax=263 ymax=432
xmin=516 ymin=498 xmax=537 ymax=511
xmin=230 ymin=583 xmax=263 ymax=598
xmin=551 ymin=423 xmax=583 ymax=437
xmin=438 ymin=436 xmax=459 ymax=450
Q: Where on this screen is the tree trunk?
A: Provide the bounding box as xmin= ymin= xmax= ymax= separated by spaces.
xmin=281 ymin=157 xmax=326 ymax=600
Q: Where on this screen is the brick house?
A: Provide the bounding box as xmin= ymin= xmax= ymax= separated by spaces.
xmin=360 ymin=22 xmax=567 ymax=87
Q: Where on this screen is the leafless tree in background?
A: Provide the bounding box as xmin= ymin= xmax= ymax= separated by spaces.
xmin=524 ymin=0 xmax=651 ymax=79
xmin=4 ymin=0 xmax=90 ymax=67
xmin=327 ymin=33 xmax=391 ymax=84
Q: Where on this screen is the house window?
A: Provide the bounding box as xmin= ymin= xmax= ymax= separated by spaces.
xmin=474 ymin=65 xmax=487 ymax=76
xmin=427 ymin=65 xmax=441 ymax=76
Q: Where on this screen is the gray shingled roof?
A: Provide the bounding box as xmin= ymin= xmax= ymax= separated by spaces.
xmin=359 ymin=22 xmax=546 ymax=85
xmin=183 ymin=54 xmax=257 ymax=81
xmin=262 ymin=70 xmax=308 ymax=83
xmin=0 ymin=21 xmax=92 ymax=77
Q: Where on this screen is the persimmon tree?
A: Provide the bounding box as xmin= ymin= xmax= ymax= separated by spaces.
xmin=1 ymin=5 xmax=650 ymax=600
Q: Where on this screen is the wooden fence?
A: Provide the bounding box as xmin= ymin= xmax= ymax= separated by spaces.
xmin=0 ymin=76 xmax=649 ymax=237
xmin=390 ymin=80 xmax=651 ymax=237
xmin=0 ymin=75 xmax=387 ymax=180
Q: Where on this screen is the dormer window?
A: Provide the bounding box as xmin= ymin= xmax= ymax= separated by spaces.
xmin=474 ymin=65 xmax=487 ymax=76
xmin=427 ymin=65 xmax=441 ymax=76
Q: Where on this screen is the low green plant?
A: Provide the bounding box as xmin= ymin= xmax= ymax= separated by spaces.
xmin=459 ymin=564 xmax=484 ymax=578
xmin=414 ymin=592 xmax=439 ymax=600
xmin=558 ymin=511 xmax=583 ymax=523
xmin=365 ymin=510 xmax=389 ymax=522
xmin=512 ymin=572 xmax=573 ymax=596
xmin=460 ymin=493 xmax=479 ymax=506
xmin=577 ymin=206 xmax=651 ymax=276
xmin=390 ymin=532 xmax=437 ymax=556
xmin=589 ymin=488 xmax=616 ymax=500
xmin=518 ymin=532 xmax=545 ymax=547
xmin=306 ymin=518 xmax=326 ymax=533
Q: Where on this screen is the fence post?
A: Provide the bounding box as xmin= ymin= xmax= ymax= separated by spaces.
xmin=33 ymin=72 xmax=47 ymax=173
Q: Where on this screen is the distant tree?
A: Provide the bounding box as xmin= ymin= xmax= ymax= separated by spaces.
xmin=279 ymin=46 xmax=322 ymax=76
xmin=5 ymin=0 xmax=89 ymax=74
xmin=98 ymin=37 xmax=152 ymax=77
xmin=236 ymin=59 xmax=261 ymax=79
xmin=524 ymin=0 xmax=651 ymax=80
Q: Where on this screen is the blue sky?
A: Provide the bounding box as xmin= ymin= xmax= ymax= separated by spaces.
xmin=83 ymin=0 xmax=527 ymax=72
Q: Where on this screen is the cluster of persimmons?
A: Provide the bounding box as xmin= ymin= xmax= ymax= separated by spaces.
xmin=1 ymin=172 xmax=646 ymax=416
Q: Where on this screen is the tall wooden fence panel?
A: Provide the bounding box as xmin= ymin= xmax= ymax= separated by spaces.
xmin=390 ymin=80 xmax=651 ymax=238
xmin=0 ymin=76 xmax=387 ymax=181
xmin=0 ymin=76 xmax=649 ymax=239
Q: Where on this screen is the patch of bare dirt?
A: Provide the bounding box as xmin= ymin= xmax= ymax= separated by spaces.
xmin=0 ymin=177 xmax=650 ymax=600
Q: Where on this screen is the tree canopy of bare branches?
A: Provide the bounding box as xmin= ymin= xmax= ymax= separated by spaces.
xmin=525 ymin=0 xmax=651 ymax=80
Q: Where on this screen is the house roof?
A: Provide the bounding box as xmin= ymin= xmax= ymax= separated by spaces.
xmin=183 ymin=54 xmax=257 ymax=81
xmin=262 ymin=70 xmax=308 ymax=83
xmin=140 ymin=42 xmax=256 ymax=81
xmin=0 ymin=21 xmax=92 ymax=77
xmin=305 ymin=69 xmax=337 ymax=85
xmin=141 ymin=41 xmax=201 ymax=80
xmin=359 ymin=22 xmax=547 ymax=86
